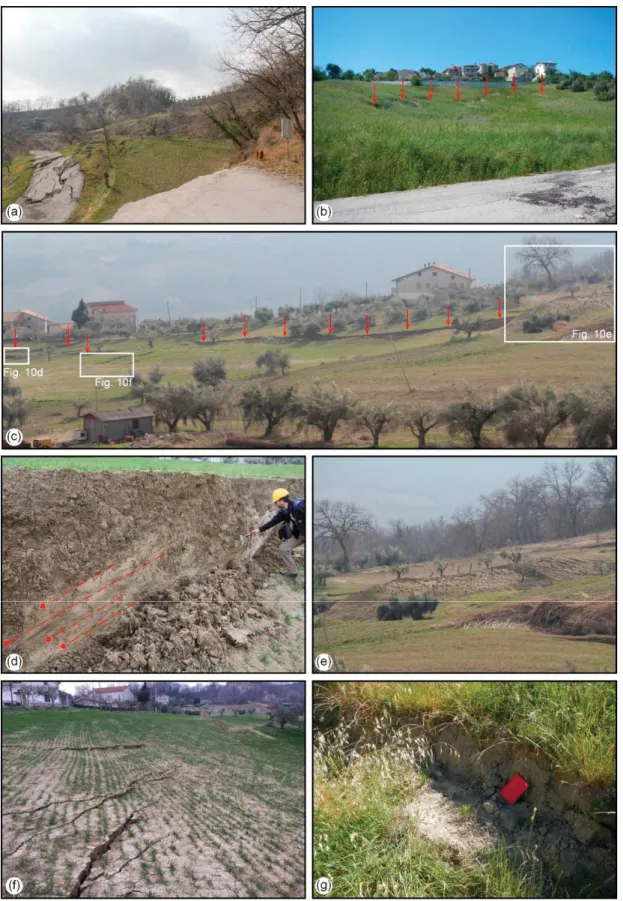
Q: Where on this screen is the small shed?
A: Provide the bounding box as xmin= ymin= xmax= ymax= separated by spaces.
xmin=83 ymin=406 xmax=154 ymax=443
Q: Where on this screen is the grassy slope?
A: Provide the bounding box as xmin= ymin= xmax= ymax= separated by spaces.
xmin=2 ymin=457 xmax=304 ymax=479
xmin=65 ymin=135 xmax=232 ymax=223
xmin=315 ymin=544 xmax=615 ymax=673
xmin=2 ymin=155 xmax=35 ymax=207
xmin=313 ymin=81 xmax=615 ymax=199
xmin=5 ymin=306 xmax=615 ymax=446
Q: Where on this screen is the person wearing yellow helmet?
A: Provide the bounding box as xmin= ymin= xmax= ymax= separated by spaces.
xmin=249 ymin=488 xmax=305 ymax=578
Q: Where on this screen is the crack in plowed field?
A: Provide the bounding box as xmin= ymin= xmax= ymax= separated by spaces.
xmin=2 ymin=469 xmax=304 ymax=672
xmin=2 ymin=709 xmax=305 ymax=898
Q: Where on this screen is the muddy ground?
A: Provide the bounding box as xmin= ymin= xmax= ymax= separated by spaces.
xmin=2 ymin=469 xmax=304 ymax=672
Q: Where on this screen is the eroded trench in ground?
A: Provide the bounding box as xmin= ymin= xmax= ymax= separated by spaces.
xmin=2 ymin=469 xmax=304 ymax=672
xmin=319 ymin=714 xmax=616 ymax=897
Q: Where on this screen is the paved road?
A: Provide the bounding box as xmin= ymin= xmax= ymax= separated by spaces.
xmin=3 ymin=151 xmax=83 ymax=223
xmin=107 ymin=166 xmax=304 ymax=223
xmin=315 ymin=165 xmax=615 ymax=224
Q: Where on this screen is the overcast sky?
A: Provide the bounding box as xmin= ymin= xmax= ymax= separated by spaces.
xmin=3 ymin=232 xmax=614 ymax=323
xmin=2 ymin=8 xmax=231 ymax=103
xmin=314 ymin=458 xmax=596 ymax=526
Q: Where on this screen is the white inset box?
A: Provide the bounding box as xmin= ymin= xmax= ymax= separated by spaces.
xmin=503 ymin=244 xmax=615 ymax=344
xmin=79 ymin=352 xmax=135 ymax=378
xmin=3 ymin=346 xmax=30 ymax=366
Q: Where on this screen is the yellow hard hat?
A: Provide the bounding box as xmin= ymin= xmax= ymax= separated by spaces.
xmin=272 ymin=488 xmax=289 ymax=503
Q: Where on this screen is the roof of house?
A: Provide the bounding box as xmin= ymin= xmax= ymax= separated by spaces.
xmin=86 ymin=301 xmax=137 ymax=313
xmin=83 ymin=406 xmax=153 ymax=422
xmin=393 ymin=263 xmax=475 ymax=281
xmin=91 ymin=686 xmax=130 ymax=693
xmin=501 ymin=63 xmax=529 ymax=69
xmin=3 ymin=312 xmax=22 ymax=322
xmin=20 ymin=308 xmax=49 ymax=320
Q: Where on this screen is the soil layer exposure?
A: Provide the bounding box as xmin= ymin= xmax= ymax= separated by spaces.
xmin=2 ymin=468 xmax=304 ymax=672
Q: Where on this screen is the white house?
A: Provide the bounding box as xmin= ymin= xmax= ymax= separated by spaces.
xmin=155 ymin=693 xmax=170 ymax=706
xmin=88 ymin=685 xmax=135 ymax=705
xmin=461 ymin=64 xmax=480 ymax=79
xmin=502 ymin=63 xmax=532 ymax=81
xmin=392 ymin=263 xmax=476 ymax=300
xmin=86 ymin=301 xmax=137 ymax=334
xmin=534 ymin=61 xmax=557 ymax=79
xmin=477 ymin=62 xmax=497 ymax=76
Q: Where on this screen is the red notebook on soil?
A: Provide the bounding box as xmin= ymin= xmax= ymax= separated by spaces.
xmin=499 ymin=773 xmax=529 ymax=804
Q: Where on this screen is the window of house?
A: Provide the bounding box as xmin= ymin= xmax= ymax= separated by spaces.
xmin=451 ymin=275 xmax=455 ymax=280
xmin=425 ymin=283 xmax=430 ymax=289
xmin=132 ymin=419 xmax=139 ymax=429
xmin=432 ymin=271 xmax=437 ymax=277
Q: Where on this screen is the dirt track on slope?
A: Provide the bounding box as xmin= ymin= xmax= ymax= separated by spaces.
xmin=2 ymin=469 xmax=304 ymax=672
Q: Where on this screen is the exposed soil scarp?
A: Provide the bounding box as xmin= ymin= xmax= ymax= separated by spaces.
xmin=2 ymin=469 xmax=304 ymax=672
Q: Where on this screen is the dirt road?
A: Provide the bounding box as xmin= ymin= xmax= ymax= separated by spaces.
xmin=107 ymin=167 xmax=304 ymax=223
xmin=3 ymin=150 xmax=83 ymax=223
xmin=315 ymin=164 xmax=615 ymax=224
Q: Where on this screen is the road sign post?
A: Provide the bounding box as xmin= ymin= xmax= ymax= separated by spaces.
xmin=281 ymin=117 xmax=294 ymax=159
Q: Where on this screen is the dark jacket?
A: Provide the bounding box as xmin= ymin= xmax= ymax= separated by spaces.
xmin=259 ymin=498 xmax=305 ymax=538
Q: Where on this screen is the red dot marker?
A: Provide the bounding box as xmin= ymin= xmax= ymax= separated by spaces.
xmin=3 ymin=639 xmax=10 ymax=647
xmin=45 ymin=636 xmax=52 ymax=643
xmin=60 ymin=643 xmax=67 ymax=650
xmin=40 ymin=603 xmax=46 ymax=609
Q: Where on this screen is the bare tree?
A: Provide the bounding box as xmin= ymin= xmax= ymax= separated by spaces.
xmin=314 ymin=499 xmax=373 ymax=571
xmin=220 ymin=7 xmax=305 ymax=138
xmin=516 ymin=237 xmax=572 ymax=289
xmin=452 ymin=503 xmax=490 ymax=553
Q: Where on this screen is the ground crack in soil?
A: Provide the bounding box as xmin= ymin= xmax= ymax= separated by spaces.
xmin=69 ymin=811 xmax=137 ymax=898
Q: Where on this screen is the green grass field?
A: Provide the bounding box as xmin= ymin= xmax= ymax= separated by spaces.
xmin=1 ymin=456 xmax=304 ymax=479
xmin=64 ymin=135 xmax=232 ymax=222
xmin=313 ymin=81 xmax=615 ymax=199
xmin=4 ymin=305 xmax=614 ymax=446
xmin=2 ymin=707 xmax=304 ymax=898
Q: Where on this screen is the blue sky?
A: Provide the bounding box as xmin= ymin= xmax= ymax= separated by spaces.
xmin=314 ymin=458 xmax=596 ymax=526
xmin=3 ymin=233 xmax=613 ymax=322
xmin=314 ymin=8 xmax=616 ymax=74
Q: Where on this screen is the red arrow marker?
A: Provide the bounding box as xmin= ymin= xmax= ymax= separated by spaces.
xmin=484 ymin=74 xmax=489 ymax=96
xmin=428 ymin=78 xmax=433 ymax=100
xmin=405 ymin=308 xmax=410 ymax=330
xmin=242 ymin=316 xmax=247 ymax=337
xmin=540 ymin=73 xmax=544 ymax=93
xmin=456 ymin=79 xmax=461 ymax=101
xmin=365 ymin=314 xmax=370 ymax=335
xmin=498 ymin=297 xmax=503 ymax=318
xmin=85 ymin=333 xmax=90 ymax=353
xmin=372 ymin=82 xmax=377 ymax=105
xmin=328 ymin=313 xmax=333 ymax=334
xmin=65 ymin=324 xmax=71 ymax=345
xmin=512 ymin=72 xmax=517 ymax=93
xmin=201 ymin=321 xmax=206 ymax=342
xmin=446 ymin=306 xmax=451 ymax=326
xmin=400 ymin=79 xmax=405 ymax=100
xmin=13 ymin=327 xmax=18 ymax=347
xmin=282 ymin=316 xmax=288 ymax=337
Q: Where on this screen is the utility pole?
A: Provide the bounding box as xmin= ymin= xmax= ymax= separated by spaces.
xmin=299 ymin=287 xmax=302 ymax=309
xmin=166 ymin=302 xmax=171 ymax=326
xmin=365 ymin=282 xmax=368 ymax=297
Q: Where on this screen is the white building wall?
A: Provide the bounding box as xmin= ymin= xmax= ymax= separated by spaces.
xmin=394 ymin=267 xmax=472 ymax=300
